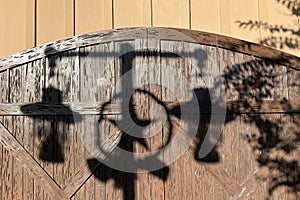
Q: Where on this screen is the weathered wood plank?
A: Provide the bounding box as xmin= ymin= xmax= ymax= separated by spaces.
xmin=12 ymin=117 xmax=24 ymax=200
xmin=0 ymin=123 xmax=68 ymax=200
xmin=83 ymin=115 xmax=97 ymax=200
xmin=52 ymin=116 xmax=65 ymax=187
xmin=191 ymin=160 xmax=214 ymax=199
xmin=63 ymin=42 xmax=118 ymax=198
xmin=85 ymin=173 xmax=95 ymax=200
xmin=44 ymin=50 xmax=76 ymax=188
xmin=22 ymin=164 xmax=34 ymax=200
xmin=9 ymin=64 xmax=26 ymax=200
xmin=62 ymin=47 xmax=79 ymax=190
xmin=274 ymin=64 xmax=288 ymax=99
xmin=232 ymin=167 xmax=269 ymax=200
xmin=174 ymin=28 xmax=300 ymax=70
xmin=180 ymin=116 xmax=241 ymax=196
xmin=0 ymin=144 xmax=2 ymax=200
xmin=19 ymin=116 xmax=35 ymax=200
xmin=148 ymin=36 xmax=165 ymax=200
xmin=161 ymin=39 xmax=189 ymax=200
xmin=72 ymin=181 xmax=85 ymax=200
xmin=94 ymin=173 xmax=106 ymax=200
xmin=1 ymin=98 xmax=300 ymax=116
xmin=1 ymin=28 xmax=300 ymax=72
xmin=0 ymin=27 xmax=299 ymax=200
xmin=288 ymin=68 xmax=300 ymax=100
xmin=63 ymin=122 xmax=122 ymax=198
xmin=0 ymin=70 xmax=8 ymax=103
xmin=61 ymin=119 xmax=76 ymax=187
xmin=134 ymin=37 xmax=151 ymax=200
xmin=9 ymin=64 xmax=23 ymax=103
xmin=2 ymin=147 xmax=13 ymax=200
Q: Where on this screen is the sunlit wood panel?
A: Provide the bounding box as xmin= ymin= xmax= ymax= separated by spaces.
xmin=191 ymin=0 xmax=221 ymax=34
xmin=0 ymin=0 xmax=35 ymax=58
xmin=75 ymin=0 xmax=112 ymax=35
xmin=220 ymin=0 xmax=260 ymax=43
xmin=152 ymin=0 xmax=190 ymax=28
xmin=259 ymin=0 xmax=300 ymax=56
xmin=114 ymin=0 xmax=151 ymax=28
xmin=37 ymin=0 xmax=74 ymax=45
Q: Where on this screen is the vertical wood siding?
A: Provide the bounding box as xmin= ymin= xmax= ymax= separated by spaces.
xmin=75 ymin=0 xmax=112 ymax=35
xmin=37 ymin=0 xmax=74 ymax=45
xmin=0 ymin=0 xmax=35 ymax=58
xmin=0 ymin=0 xmax=299 ymax=58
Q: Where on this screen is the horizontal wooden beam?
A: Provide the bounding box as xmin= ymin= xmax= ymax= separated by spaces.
xmin=0 ymin=99 xmax=299 ymax=116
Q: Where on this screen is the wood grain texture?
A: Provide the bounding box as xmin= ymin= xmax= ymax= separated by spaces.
xmin=134 ymin=37 xmax=152 ymax=200
xmin=1 ymin=28 xmax=300 ymax=71
xmin=148 ymin=34 xmax=165 ymax=200
xmin=0 ymin=98 xmax=300 ymax=116
xmin=0 ymin=143 xmax=2 ymax=200
xmin=0 ymin=1 xmax=299 ymax=59
xmin=0 ymin=28 xmax=299 ymax=200
xmin=0 ymin=70 xmax=8 ymax=103
xmin=0 ymin=123 xmax=68 ymax=200
xmin=1 ymin=146 xmax=13 ymax=200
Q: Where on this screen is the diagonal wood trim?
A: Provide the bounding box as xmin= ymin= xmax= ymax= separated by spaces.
xmin=63 ymin=120 xmax=242 ymax=198
xmin=197 ymin=161 xmax=241 ymax=195
xmin=232 ymin=167 xmax=270 ymax=200
xmin=62 ymin=159 xmax=103 ymax=198
xmin=63 ymin=119 xmax=242 ymax=198
xmin=176 ymin=120 xmax=242 ymax=196
xmin=0 ymin=99 xmax=299 ymax=116
xmin=62 ymin=130 xmax=122 ymax=198
xmin=0 ymin=123 xmax=69 ymax=200
xmin=186 ymin=151 xmax=241 ymax=195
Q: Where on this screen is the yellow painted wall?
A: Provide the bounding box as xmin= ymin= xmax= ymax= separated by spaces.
xmin=0 ymin=0 xmax=299 ymax=58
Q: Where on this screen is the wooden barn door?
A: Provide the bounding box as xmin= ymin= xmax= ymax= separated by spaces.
xmin=0 ymin=28 xmax=299 ymax=200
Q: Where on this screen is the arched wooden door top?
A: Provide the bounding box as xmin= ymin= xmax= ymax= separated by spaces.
xmin=0 ymin=27 xmax=299 ymax=200
xmin=0 ymin=27 xmax=300 ymax=71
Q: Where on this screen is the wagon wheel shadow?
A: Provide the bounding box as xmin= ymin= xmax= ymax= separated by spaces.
xmin=87 ymin=93 xmax=170 ymax=200
xmin=86 ymin=44 xmax=220 ymax=200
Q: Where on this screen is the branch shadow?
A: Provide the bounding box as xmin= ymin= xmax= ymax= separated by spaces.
xmin=221 ymin=57 xmax=300 ymax=198
xmin=236 ymin=0 xmax=300 ymax=50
